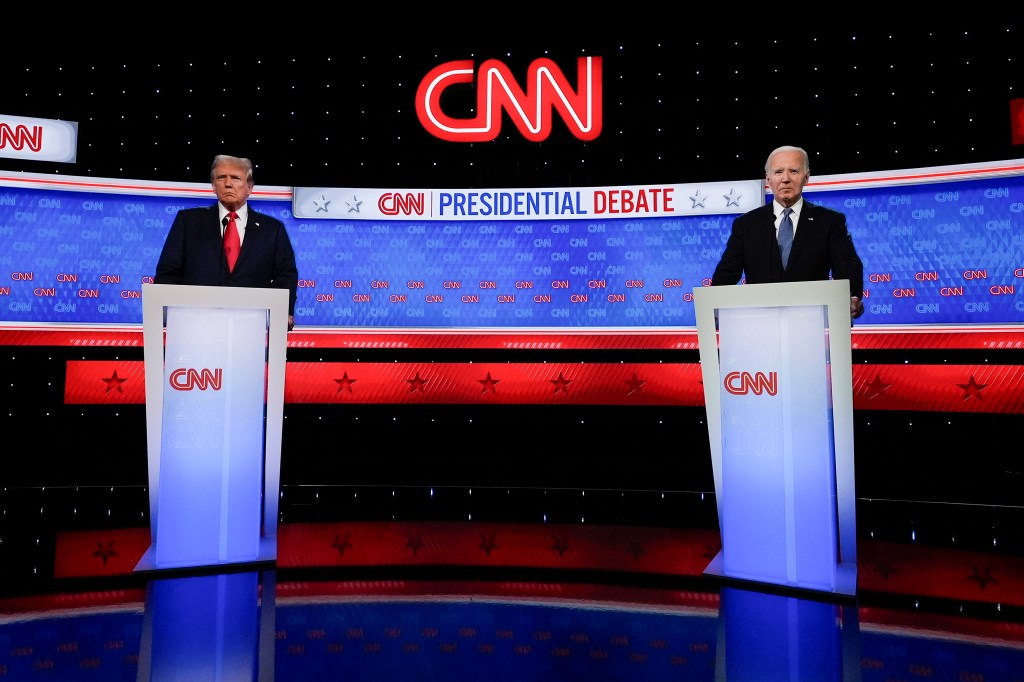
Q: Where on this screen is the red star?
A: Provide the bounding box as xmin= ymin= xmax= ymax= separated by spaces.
xmin=550 ymin=372 xmax=572 ymax=394
xmin=406 ymin=372 xmax=429 ymax=393
xmin=93 ymin=540 xmax=118 ymax=565
xmin=479 ymin=533 xmax=499 ymax=556
xmin=405 ymin=533 xmax=425 ymax=556
xmin=956 ymin=375 xmax=987 ymax=401
xmin=626 ymin=540 xmax=647 ymax=561
xmin=863 ymin=373 xmax=892 ymax=399
xmin=334 ymin=372 xmax=357 ymax=393
xmin=872 ymin=558 xmax=898 ymax=581
xmin=625 ymin=372 xmax=646 ymax=395
xmin=101 ymin=370 xmax=128 ymax=393
xmin=968 ymin=565 xmax=997 ymax=590
xmin=478 ymin=372 xmax=500 ymax=394
xmin=550 ymin=535 xmax=570 ymax=557
xmin=331 ymin=532 xmax=353 ymax=556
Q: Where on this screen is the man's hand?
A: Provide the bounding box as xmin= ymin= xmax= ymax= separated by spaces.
xmin=850 ymin=297 xmax=864 ymax=320
xmin=287 ymin=315 xmax=294 ymax=331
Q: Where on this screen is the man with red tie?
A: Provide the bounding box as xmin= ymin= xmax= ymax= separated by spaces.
xmin=154 ymin=155 xmax=299 ymax=330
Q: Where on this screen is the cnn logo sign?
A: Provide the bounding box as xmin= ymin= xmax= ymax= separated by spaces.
xmin=723 ymin=371 xmax=778 ymax=396
xmin=169 ymin=368 xmax=223 ymax=391
xmin=416 ymin=56 xmax=602 ymax=142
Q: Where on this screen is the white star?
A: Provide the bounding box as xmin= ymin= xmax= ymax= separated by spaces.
xmin=313 ymin=194 xmax=331 ymax=213
xmin=723 ymin=188 xmax=742 ymax=207
xmin=346 ymin=195 xmax=363 ymax=213
xmin=689 ymin=190 xmax=708 ymax=208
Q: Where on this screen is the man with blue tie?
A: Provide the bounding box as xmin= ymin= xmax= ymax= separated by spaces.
xmin=711 ymin=145 xmax=865 ymax=319
xmin=154 ymin=155 xmax=299 ymax=330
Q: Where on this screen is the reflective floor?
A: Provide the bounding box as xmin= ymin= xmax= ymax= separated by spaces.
xmin=3 ymin=486 xmax=1024 ymax=681
xmin=4 ymin=571 xmax=1024 ymax=681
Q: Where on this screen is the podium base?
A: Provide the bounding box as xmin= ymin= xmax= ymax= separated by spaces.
xmin=133 ymin=537 xmax=277 ymax=576
xmin=703 ymin=550 xmax=857 ymax=599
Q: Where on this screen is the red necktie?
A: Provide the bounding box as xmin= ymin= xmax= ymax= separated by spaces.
xmin=223 ymin=211 xmax=240 ymax=272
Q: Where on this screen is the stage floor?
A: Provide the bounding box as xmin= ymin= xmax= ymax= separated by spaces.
xmin=2 ymin=485 xmax=1024 ymax=680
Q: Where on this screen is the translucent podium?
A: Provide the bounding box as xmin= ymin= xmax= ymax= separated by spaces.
xmin=694 ymin=280 xmax=857 ymax=596
xmin=136 ymin=571 xmax=276 ymax=682
xmin=716 ymin=586 xmax=861 ymax=681
xmin=135 ymin=284 xmax=289 ymax=572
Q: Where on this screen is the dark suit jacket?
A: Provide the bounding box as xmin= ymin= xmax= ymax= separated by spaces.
xmin=154 ymin=204 xmax=298 ymax=314
xmin=710 ymin=200 xmax=864 ymax=298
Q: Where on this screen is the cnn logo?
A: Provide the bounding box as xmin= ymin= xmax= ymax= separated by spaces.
xmin=723 ymin=371 xmax=778 ymax=396
xmin=416 ymin=56 xmax=602 ymax=142
xmin=169 ymin=368 xmax=223 ymax=391
xmin=0 ymin=123 xmax=42 ymax=152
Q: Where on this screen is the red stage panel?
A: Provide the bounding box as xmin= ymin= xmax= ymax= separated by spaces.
xmin=64 ymin=360 xmax=1024 ymax=414
xmin=53 ymin=528 xmax=152 ymax=579
xmin=43 ymin=523 xmax=1024 ymax=611
xmin=284 ymin=361 xmax=705 ymax=405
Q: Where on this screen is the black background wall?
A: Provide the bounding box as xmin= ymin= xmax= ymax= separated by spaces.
xmin=3 ymin=27 xmax=1022 ymax=188
xmin=2 ymin=27 xmax=1023 ymax=532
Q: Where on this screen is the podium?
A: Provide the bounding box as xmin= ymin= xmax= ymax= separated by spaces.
xmin=135 ymin=284 xmax=289 ymax=572
xmin=716 ymin=586 xmax=861 ymax=681
xmin=694 ymin=280 xmax=857 ymax=596
xmin=136 ymin=571 xmax=275 ymax=681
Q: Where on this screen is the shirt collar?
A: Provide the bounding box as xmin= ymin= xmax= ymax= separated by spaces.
xmin=219 ymin=204 xmax=248 ymax=224
xmin=774 ymin=197 xmax=804 ymax=218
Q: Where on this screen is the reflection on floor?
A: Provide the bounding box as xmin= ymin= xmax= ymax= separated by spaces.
xmin=39 ymin=520 xmax=1024 ymax=613
xmin=2 ymin=486 xmax=1024 ymax=680
xmin=4 ymin=572 xmax=1024 ymax=681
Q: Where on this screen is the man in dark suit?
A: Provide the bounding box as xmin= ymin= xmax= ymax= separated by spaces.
xmin=711 ymin=145 xmax=865 ymax=319
xmin=154 ymin=154 xmax=299 ymax=330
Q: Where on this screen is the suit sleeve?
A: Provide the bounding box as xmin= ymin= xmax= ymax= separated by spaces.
xmin=710 ymin=215 xmax=747 ymax=286
xmin=828 ymin=213 xmax=864 ymax=298
xmin=270 ymin=221 xmax=299 ymax=315
xmin=153 ymin=211 xmax=187 ymax=284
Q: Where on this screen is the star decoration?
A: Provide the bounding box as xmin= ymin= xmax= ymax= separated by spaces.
xmin=332 ymin=531 xmax=353 ymax=556
xmin=625 ymin=372 xmax=646 ymax=395
xmin=346 ymin=195 xmax=363 ymax=213
xmin=405 ymin=533 xmax=425 ymax=556
xmin=626 ymin=540 xmax=647 ymax=561
xmin=478 ymin=372 xmax=500 ymax=394
xmin=101 ymin=370 xmax=128 ymax=393
xmin=871 ymin=558 xmax=898 ymax=581
xmin=967 ymin=565 xmax=997 ymax=590
xmin=550 ymin=535 xmax=570 ymax=557
xmin=550 ymin=372 xmax=572 ymax=394
xmin=863 ymin=373 xmax=892 ymax=399
xmin=689 ymin=190 xmax=708 ymax=208
xmin=93 ymin=541 xmax=118 ymax=565
xmin=313 ymin=194 xmax=331 ymax=213
xmin=406 ymin=372 xmax=429 ymax=393
xmin=723 ymin=188 xmax=742 ymax=207
xmin=334 ymin=372 xmax=357 ymax=393
xmin=479 ymin=533 xmax=499 ymax=556
xmin=956 ymin=375 xmax=988 ymax=401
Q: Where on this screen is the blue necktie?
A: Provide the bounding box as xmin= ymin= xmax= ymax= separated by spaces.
xmin=778 ymin=207 xmax=794 ymax=268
